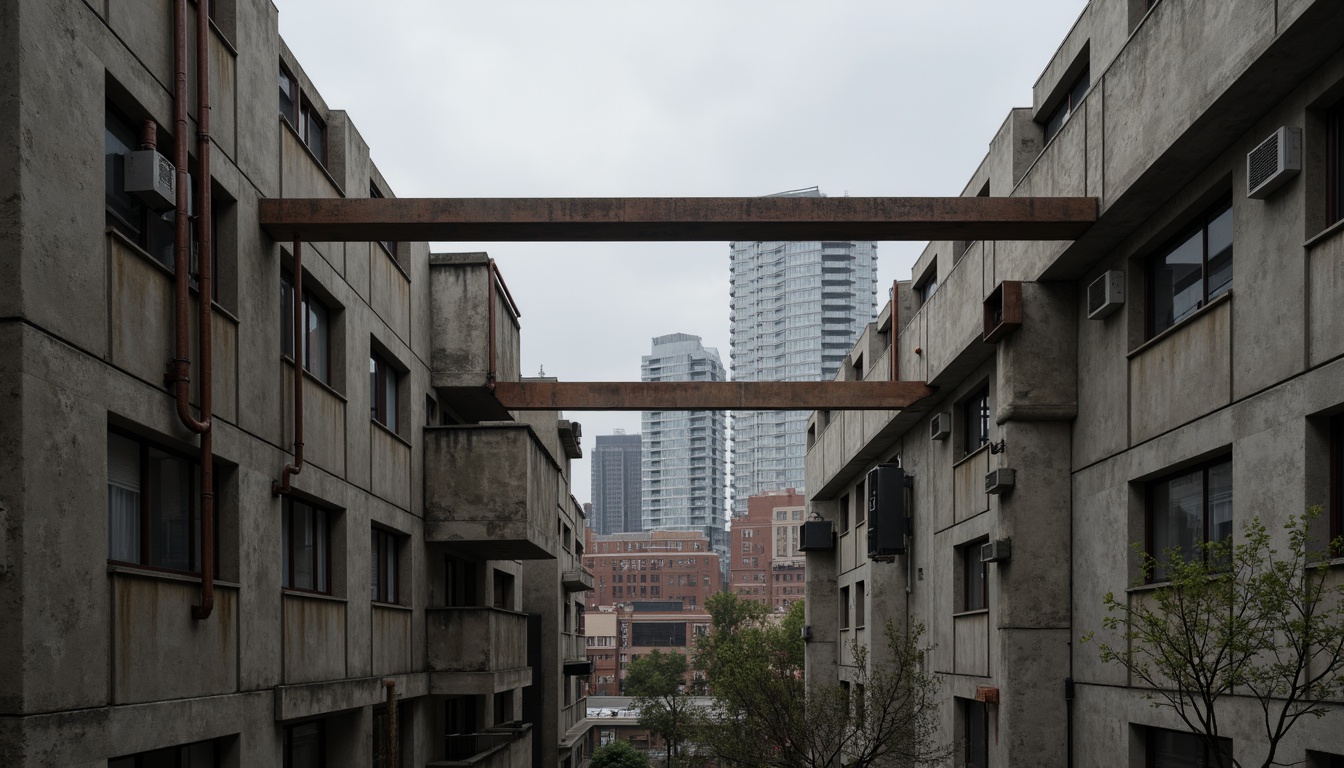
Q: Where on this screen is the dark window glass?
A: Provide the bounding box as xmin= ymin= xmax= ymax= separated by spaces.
xmin=492 ymin=569 xmax=514 ymax=610
xmin=370 ymin=351 xmax=399 ymax=430
xmin=855 ymin=581 xmax=866 ymax=627
xmin=1044 ymin=68 xmax=1090 ymax=142
xmin=370 ymin=182 xmax=398 ymax=258
xmin=839 ymin=585 xmax=850 ymax=629
xmin=1329 ymin=100 xmax=1344 ymax=228
xmin=285 ymin=721 xmax=325 ymax=768
xmin=111 ymin=739 xmax=218 ymax=768
xmin=280 ymin=272 xmax=332 ymax=385
xmin=964 ymin=698 xmax=989 ymax=768
xmin=278 ymin=67 xmax=298 ymax=127
xmin=1147 ymin=727 xmax=1231 ymax=768
xmin=964 ymin=541 xmax=987 ymax=611
xmin=1147 ymin=458 xmax=1233 ymax=582
xmin=1148 ymin=200 xmax=1233 ymax=336
xmin=371 ymin=528 xmax=399 ymax=603
xmin=105 ymin=106 xmax=176 ymax=268
xmin=963 ymin=386 xmax=990 ymax=455
xmin=107 ymin=430 xmax=215 ymax=574
xmin=278 ymin=63 xmax=326 ymax=166
xmin=918 ymin=273 xmax=938 ymax=304
xmin=282 ymin=499 xmax=331 ymax=593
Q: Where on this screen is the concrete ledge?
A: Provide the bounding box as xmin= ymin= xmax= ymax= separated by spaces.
xmin=429 ymin=667 xmax=532 ymax=696
xmin=273 ymin=673 xmax=428 ymax=721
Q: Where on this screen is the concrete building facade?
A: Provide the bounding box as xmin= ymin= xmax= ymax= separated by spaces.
xmin=640 ymin=334 xmax=728 ymax=554
xmin=804 ymin=2 xmax=1344 ymax=767
xmin=729 ymin=489 xmax=807 ymax=613
xmin=0 ymin=1 xmax=591 ymax=766
xmin=730 ymin=189 xmax=878 ymax=517
xmin=590 ymin=430 xmax=642 ymax=535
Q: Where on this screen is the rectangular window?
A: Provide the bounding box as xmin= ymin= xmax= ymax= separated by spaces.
xmin=1333 ymin=416 xmax=1344 ymax=547
xmin=371 ymin=527 xmax=400 ymax=604
xmin=279 ymin=63 xmax=326 ymax=165
xmin=107 ymin=430 xmax=215 ymax=575
xmin=917 ymin=273 xmax=938 ymax=305
xmin=285 ymin=720 xmax=325 ymax=768
xmin=963 ymin=386 xmax=990 ymax=456
xmin=855 ymin=479 xmax=867 ymax=524
xmin=855 ymin=581 xmax=866 ymax=628
xmin=1148 ymin=199 xmax=1233 ymax=336
xmin=110 ymin=739 xmax=219 ymax=768
xmin=1146 ymin=727 xmax=1231 ymax=768
xmin=281 ymin=271 xmax=332 ymax=385
xmin=370 ymin=350 xmax=400 ymax=431
xmin=839 ymin=585 xmax=851 ymax=629
xmin=839 ymin=493 xmax=850 ymax=534
xmin=963 ymin=698 xmax=989 ymax=768
xmin=282 ymin=499 xmax=331 ymax=593
xmin=493 ymin=569 xmax=515 ymax=610
xmin=445 ymin=556 xmax=478 ymax=607
xmin=1044 ymin=67 xmax=1090 ymax=142
xmin=279 ymin=67 xmax=298 ymax=127
xmin=963 ymin=541 xmax=988 ymax=611
xmin=1328 ymin=99 xmax=1344 ymax=228
xmin=372 ymin=703 xmax=409 ymax=768
xmin=1147 ymin=458 xmax=1233 ymax=582
xmin=370 ymin=182 xmax=398 ymax=258
xmin=105 ymin=106 xmax=177 ymax=269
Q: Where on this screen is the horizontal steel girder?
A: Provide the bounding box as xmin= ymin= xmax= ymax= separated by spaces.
xmin=490 ymin=381 xmax=937 ymax=411
xmin=259 ymin=196 xmax=1096 ymax=242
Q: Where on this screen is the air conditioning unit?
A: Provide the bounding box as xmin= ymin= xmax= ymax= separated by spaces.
xmin=124 ymin=149 xmax=177 ymax=212
xmin=930 ymin=412 xmax=951 ymax=441
xmin=1246 ymin=126 xmax=1301 ymax=199
xmin=1086 ymin=270 xmax=1125 ymax=320
xmin=797 ymin=520 xmax=835 ymax=552
xmin=801 ymin=625 xmax=813 ymax=642
xmin=867 ymin=464 xmax=911 ymax=559
xmin=980 ymin=538 xmax=1012 ymax=563
xmin=985 ymin=468 xmax=1015 ymax=495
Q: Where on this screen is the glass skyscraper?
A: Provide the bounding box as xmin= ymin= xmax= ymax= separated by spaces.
xmin=590 ymin=430 xmax=642 ymax=535
xmin=640 ymin=333 xmax=729 ymax=555
xmin=729 ymin=188 xmax=878 ymax=516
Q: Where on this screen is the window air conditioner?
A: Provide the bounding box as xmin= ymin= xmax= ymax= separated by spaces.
xmin=979 ymin=538 xmax=1012 ymax=563
xmin=984 ymin=468 xmax=1015 ymax=495
xmin=930 ymin=412 xmax=951 ymax=441
xmin=1086 ymin=270 xmax=1125 ymax=320
xmin=124 ymin=149 xmax=177 ymax=212
xmin=1246 ymin=126 xmax=1301 ymax=199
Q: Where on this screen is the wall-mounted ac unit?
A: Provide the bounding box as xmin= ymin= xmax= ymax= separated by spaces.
xmin=1246 ymin=126 xmax=1301 ymax=199
xmin=985 ymin=468 xmax=1015 ymax=495
xmin=124 ymin=149 xmax=177 ymax=212
xmin=801 ymin=625 xmax=813 ymax=642
xmin=930 ymin=413 xmax=951 ymax=441
xmin=1086 ymin=270 xmax=1125 ymax=320
xmin=980 ymin=538 xmax=1012 ymax=563
xmin=797 ymin=520 xmax=835 ymax=552
xmin=867 ymin=464 xmax=910 ymax=559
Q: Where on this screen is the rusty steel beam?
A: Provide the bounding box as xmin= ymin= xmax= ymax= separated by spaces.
xmin=490 ymin=380 xmax=937 ymax=411
xmin=259 ymin=196 xmax=1096 ymax=242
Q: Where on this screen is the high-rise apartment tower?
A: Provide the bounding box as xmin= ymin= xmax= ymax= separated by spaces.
xmin=729 ymin=188 xmax=878 ymax=516
xmin=640 ymin=334 xmax=728 ymax=555
xmin=590 ymin=430 xmax=642 ymax=534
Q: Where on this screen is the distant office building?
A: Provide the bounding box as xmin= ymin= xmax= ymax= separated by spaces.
xmin=729 ymin=188 xmax=878 ymax=516
xmin=729 ymin=489 xmax=806 ymax=612
xmin=640 ymin=334 xmax=728 ymax=554
xmin=590 ymin=430 xmax=642 ymax=534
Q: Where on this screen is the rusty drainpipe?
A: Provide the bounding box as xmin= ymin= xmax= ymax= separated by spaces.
xmin=273 ymin=238 xmax=304 ymax=496
xmin=166 ymin=0 xmax=216 ymax=619
xmin=381 ymin=678 xmax=398 ymax=768
xmin=889 ymin=279 xmax=900 ymax=383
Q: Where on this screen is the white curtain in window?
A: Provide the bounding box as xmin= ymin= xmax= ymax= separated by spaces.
xmin=107 ymin=433 xmax=141 ymax=562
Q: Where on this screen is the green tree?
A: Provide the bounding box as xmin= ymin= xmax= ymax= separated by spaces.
xmin=625 ymin=648 xmax=694 ymax=766
xmin=1084 ymin=510 xmax=1344 ymax=768
xmin=695 ymin=594 xmax=947 ymax=768
xmin=591 ymin=739 xmax=652 ymax=768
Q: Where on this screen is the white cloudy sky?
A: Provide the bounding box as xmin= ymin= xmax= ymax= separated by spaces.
xmin=274 ymin=0 xmax=1088 ymax=504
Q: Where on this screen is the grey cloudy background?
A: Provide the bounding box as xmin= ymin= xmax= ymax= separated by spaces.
xmin=274 ymin=0 xmax=1087 ymax=505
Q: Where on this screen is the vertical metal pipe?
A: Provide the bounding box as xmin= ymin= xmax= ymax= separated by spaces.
xmin=274 ymin=239 xmax=305 ymax=495
xmin=191 ymin=0 xmax=216 ymax=620
xmin=889 ymin=279 xmax=900 ymax=383
xmin=486 ymin=259 xmax=497 ymax=391
xmin=382 ymin=678 xmax=399 ymax=768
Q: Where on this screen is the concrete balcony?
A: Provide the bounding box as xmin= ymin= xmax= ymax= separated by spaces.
xmin=433 ymin=724 xmax=532 ymax=768
xmin=429 ymin=253 xmax=521 ymax=421
xmin=427 ymin=607 xmax=531 ymax=695
xmin=424 ymin=424 xmax=561 ymax=560
xmin=561 ymin=567 xmax=594 ymax=593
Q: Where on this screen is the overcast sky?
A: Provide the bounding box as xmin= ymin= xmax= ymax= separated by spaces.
xmin=274 ymin=0 xmax=1088 ymax=505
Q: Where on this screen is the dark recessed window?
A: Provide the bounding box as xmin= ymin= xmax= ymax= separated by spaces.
xmin=369 ymin=182 xmax=398 ymax=258
xmin=284 ymin=720 xmax=325 ymax=768
xmin=107 ymin=430 xmax=216 ymax=575
xmin=278 ymin=63 xmax=326 ymax=166
xmin=1146 ymin=727 xmax=1231 ymax=768
xmin=1328 ymin=100 xmax=1344 ymax=228
xmin=1147 ymin=458 xmax=1233 ymax=582
xmin=839 ymin=585 xmax=850 ymax=629
xmin=371 ymin=527 xmax=400 ymax=604
xmin=963 ymin=386 xmax=990 ymax=456
xmin=370 ymin=350 xmax=400 ymax=431
xmin=917 ymin=273 xmax=938 ymax=305
xmin=281 ymin=271 xmax=332 ymax=385
xmin=1332 ymin=416 xmax=1344 ymax=548
xmin=1045 ymin=68 xmax=1090 ymax=142
xmin=963 ymin=540 xmax=988 ymax=611
xmin=963 ymin=698 xmax=989 ymax=768
xmin=1148 ymin=199 xmax=1233 ymax=336
xmin=105 ymin=106 xmax=176 ymax=268
xmin=855 ymin=580 xmax=866 ymax=628
xmin=110 ymin=738 xmax=219 ymax=768
xmin=282 ymin=498 xmax=331 ymax=594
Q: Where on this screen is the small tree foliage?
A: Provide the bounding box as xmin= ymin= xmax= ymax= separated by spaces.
xmin=625 ymin=648 xmax=694 ymax=765
xmin=591 ymin=739 xmax=652 ymax=768
xmin=1084 ymin=510 xmax=1344 ymax=768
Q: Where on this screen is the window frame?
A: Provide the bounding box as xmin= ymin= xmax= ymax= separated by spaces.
xmin=371 ymin=526 xmax=400 ymax=604
xmin=278 ymin=62 xmax=327 ymax=166
xmin=1145 ymin=198 xmax=1234 ymax=338
xmin=1044 ymin=67 xmax=1090 ymax=143
xmin=962 ymin=539 xmax=988 ymax=612
xmin=282 ymin=498 xmax=333 ymax=595
xmin=281 ymin=270 xmax=333 ymax=385
xmin=839 ymin=585 xmax=851 ymax=630
xmin=284 ymin=719 xmax=327 ymax=768
xmin=370 ymin=348 xmax=401 ymax=433
xmin=963 ymin=697 xmax=990 ymax=768
xmin=962 ymin=386 xmax=991 ymax=457
xmin=107 ymin=428 xmax=218 ymax=576
xmin=1145 ymin=456 xmax=1234 ymax=583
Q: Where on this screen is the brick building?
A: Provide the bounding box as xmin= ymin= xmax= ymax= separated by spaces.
xmin=583 ymin=529 xmax=722 ymax=611
xmin=730 ymin=489 xmax=807 ymax=612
